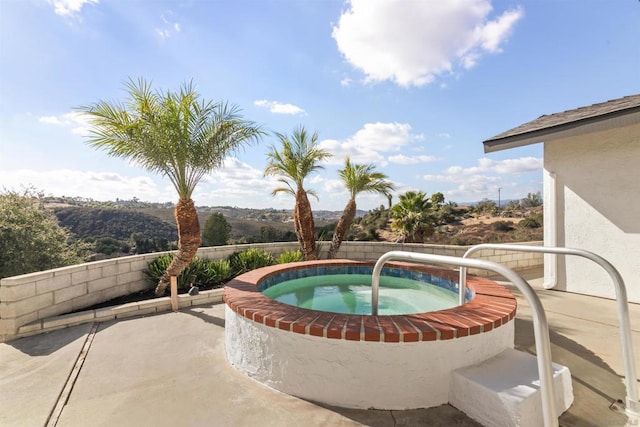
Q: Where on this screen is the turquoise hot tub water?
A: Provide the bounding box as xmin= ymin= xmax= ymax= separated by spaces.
xmin=259 ymin=266 xmax=470 ymax=315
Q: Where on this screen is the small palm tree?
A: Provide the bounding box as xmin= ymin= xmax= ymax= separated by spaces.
xmin=390 ymin=191 xmax=434 ymax=243
xmin=327 ymin=157 xmax=394 ymax=259
xmin=79 ymin=78 xmax=263 ymax=295
xmin=264 ymin=126 xmax=331 ymax=260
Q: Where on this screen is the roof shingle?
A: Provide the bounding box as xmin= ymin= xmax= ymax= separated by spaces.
xmin=484 ymin=94 xmax=640 ymax=146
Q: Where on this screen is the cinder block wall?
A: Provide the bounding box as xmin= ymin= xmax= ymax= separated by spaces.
xmin=0 ymin=253 xmax=159 ymax=342
xmin=0 ymin=241 xmax=542 ymax=341
xmin=327 ymin=241 xmax=543 ymax=275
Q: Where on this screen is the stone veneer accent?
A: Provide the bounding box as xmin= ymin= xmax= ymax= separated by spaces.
xmin=0 ymin=241 xmax=541 ymax=342
xmin=224 ymin=260 xmax=517 ymax=342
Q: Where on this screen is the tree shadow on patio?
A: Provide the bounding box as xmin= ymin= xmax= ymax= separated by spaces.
xmin=181 ymin=305 xmax=226 ymax=328
xmin=6 ymin=322 xmax=94 ymax=356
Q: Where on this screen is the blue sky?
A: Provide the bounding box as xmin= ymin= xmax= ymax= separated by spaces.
xmin=1 ymin=0 xmax=638 ymax=211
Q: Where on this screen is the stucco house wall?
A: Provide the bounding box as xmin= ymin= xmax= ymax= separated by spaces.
xmin=544 ymin=123 xmax=640 ymax=303
xmin=485 ymin=94 xmax=640 ymax=304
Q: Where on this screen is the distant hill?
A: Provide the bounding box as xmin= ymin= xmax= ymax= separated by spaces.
xmin=42 ymin=195 xmax=364 ymax=222
xmin=50 ymin=205 xmax=312 ymax=245
xmin=47 ymin=196 xmax=541 ymax=250
xmin=54 ymin=207 xmax=177 ymax=241
xmin=128 ymin=205 xmax=366 ymax=242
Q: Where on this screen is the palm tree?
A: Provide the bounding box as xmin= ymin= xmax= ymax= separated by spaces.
xmin=390 ymin=191 xmax=434 ymax=243
xmin=327 ymin=157 xmax=394 ymax=259
xmin=79 ymin=78 xmax=263 ymax=296
xmin=264 ymin=126 xmax=331 ymax=260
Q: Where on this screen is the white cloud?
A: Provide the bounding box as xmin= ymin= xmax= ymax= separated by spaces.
xmin=477 ymin=7 xmax=523 ymax=53
xmin=424 ymin=157 xmax=541 ymax=182
xmin=340 ymin=76 xmax=353 ymax=87
xmin=39 ymin=112 xmax=92 ymax=136
xmin=0 ymin=162 xmax=288 ymax=209
xmin=445 ymin=175 xmax=503 ymax=199
xmin=322 ymin=178 xmax=345 ymax=193
xmin=423 ymin=171 xmax=502 ymax=200
xmin=388 ymin=154 xmax=439 ymax=165
xmin=200 ymin=157 xmax=324 ymax=207
xmin=157 ymin=10 xmax=181 ymax=40
xmin=445 ymin=156 xmax=542 ymax=175
xmin=332 ymin=0 xmax=523 ymax=87
xmin=157 ymin=29 xmax=171 ymax=40
xmin=209 ymin=158 xmax=275 ymax=192
xmin=254 ymin=99 xmax=306 ymax=115
xmin=0 ymin=169 xmax=172 ymax=202
xmin=48 ymin=0 xmax=98 ymax=17
xmin=307 ymin=174 xmax=326 ymax=187
xmin=490 ymin=157 xmax=542 ymax=174
xmin=422 ymin=156 xmax=542 ymax=200
xmin=320 ymin=122 xmax=424 ymax=165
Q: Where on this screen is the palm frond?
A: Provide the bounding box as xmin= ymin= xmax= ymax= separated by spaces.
xmin=338 ymin=157 xmax=395 ymax=200
xmin=77 ymin=77 xmax=264 ymax=199
xmin=264 ymin=125 xmax=330 ymax=197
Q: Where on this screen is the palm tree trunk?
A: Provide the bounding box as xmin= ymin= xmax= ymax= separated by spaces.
xmin=327 ymin=198 xmax=356 ymax=259
xmin=293 ymin=203 xmax=305 ymax=254
xmin=155 ymin=198 xmax=201 ymax=296
xmin=296 ymin=189 xmax=317 ymax=260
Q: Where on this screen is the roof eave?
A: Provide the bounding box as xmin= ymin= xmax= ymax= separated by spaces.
xmin=483 ymin=107 xmax=640 ymax=153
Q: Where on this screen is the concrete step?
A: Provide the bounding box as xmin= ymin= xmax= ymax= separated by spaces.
xmin=449 ymin=348 xmax=573 ymax=427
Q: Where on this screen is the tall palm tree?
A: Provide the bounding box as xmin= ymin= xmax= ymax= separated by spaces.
xmin=79 ymin=78 xmax=263 ymax=296
xmin=264 ymin=126 xmax=331 ymax=260
xmin=390 ymin=190 xmax=434 ymax=243
xmin=327 ymin=157 xmax=394 ymax=259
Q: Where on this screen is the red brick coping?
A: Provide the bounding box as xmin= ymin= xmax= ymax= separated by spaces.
xmin=223 ymin=260 xmax=516 ymax=343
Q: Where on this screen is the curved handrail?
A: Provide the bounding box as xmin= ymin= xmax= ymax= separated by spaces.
xmin=460 ymin=244 xmax=639 ymax=417
xmin=372 ymin=251 xmax=559 ymax=427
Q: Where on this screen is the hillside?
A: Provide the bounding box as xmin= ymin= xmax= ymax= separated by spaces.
xmin=134 ymin=206 xmax=299 ymax=242
xmin=54 ymin=207 xmax=177 ymax=241
xmin=351 ymin=206 xmax=543 ymax=246
xmin=44 ymin=196 xmax=543 ymax=259
xmin=50 ymin=205 xmax=302 ymax=245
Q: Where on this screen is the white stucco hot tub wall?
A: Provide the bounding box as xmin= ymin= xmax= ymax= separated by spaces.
xmin=224 ymin=305 xmax=515 ymax=410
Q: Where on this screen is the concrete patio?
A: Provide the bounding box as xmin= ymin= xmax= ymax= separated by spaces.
xmin=1 ymin=268 xmax=639 ymax=427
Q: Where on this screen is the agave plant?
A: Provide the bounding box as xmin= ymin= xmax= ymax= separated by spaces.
xmin=145 ymin=254 xmax=205 ymax=289
xmin=204 ymin=259 xmax=234 ymax=284
xmin=228 ymin=248 xmax=276 ymax=274
xmin=277 ymin=249 xmax=303 ymax=264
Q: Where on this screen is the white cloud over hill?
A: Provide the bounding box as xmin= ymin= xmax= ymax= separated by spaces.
xmin=332 ymin=0 xmax=523 ymax=87
xmin=320 ymin=122 xmax=424 ymax=166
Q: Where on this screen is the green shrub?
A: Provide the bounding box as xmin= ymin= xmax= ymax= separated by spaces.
xmin=519 ymin=217 xmax=541 ymax=229
xmin=277 ymin=249 xmax=303 ymax=264
xmin=228 ymin=248 xmax=276 ymax=274
xmin=449 ymin=236 xmax=470 ymax=245
xmin=184 ymin=257 xmax=207 ymax=286
xmin=204 ymin=259 xmax=234 ymax=284
xmin=0 ymin=188 xmax=87 ymax=278
xmin=144 ymin=254 xmax=206 ymax=289
xmin=492 ymin=221 xmax=514 ymax=232
xmin=145 ymin=254 xmax=171 ymax=283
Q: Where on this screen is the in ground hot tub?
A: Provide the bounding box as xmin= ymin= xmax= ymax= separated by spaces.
xmin=223 ymin=259 xmax=517 ymax=410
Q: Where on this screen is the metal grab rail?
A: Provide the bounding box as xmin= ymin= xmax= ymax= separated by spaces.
xmin=460 ymin=244 xmax=639 ymax=417
xmin=372 ymin=251 xmax=559 ymax=427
